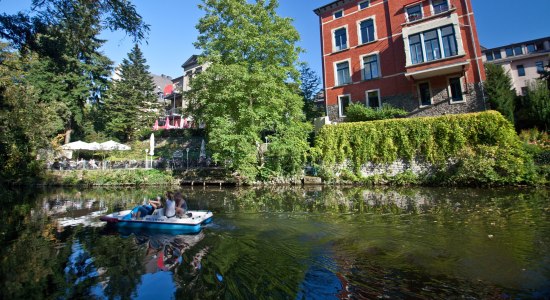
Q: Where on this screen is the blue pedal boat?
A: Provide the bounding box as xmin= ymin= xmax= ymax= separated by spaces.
xmin=100 ymin=208 xmax=213 ymax=234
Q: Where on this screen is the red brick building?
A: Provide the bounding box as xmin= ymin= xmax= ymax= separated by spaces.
xmin=314 ymin=0 xmax=486 ymax=122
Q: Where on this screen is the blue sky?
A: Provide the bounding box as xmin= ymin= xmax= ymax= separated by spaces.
xmin=1 ymin=0 xmax=549 ymax=78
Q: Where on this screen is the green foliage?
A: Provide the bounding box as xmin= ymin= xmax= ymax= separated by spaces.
xmin=484 ymin=63 xmax=516 ymax=123
xmin=523 ymin=80 xmax=550 ymax=130
xmin=188 ymin=0 xmax=310 ymax=181
xmin=0 ymin=45 xmax=62 ymax=183
xmin=314 ymin=111 xmax=536 ymax=186
xmin=299 ymin=64 xmax=324 ymax=121
xmin=103 ymin=45 xmax=160 ymax=142
xmin=345 ymin=103 xmax=408 ymax=122
xmin=0 ymin=0 xmax=149 ymax=183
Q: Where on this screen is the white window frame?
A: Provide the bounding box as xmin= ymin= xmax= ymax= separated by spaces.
xmin=358 ymin=0 xmax=370 ymax=10
xmin=365 ymin=89 xmax=381 ymax=109
xmin=402 ymin=14 xmax=465 ymax=66
xmin=405 ymin=3 xmax=423 ymax=22
xmin=417 ymin=81 xmax=432 ymax=107
xmin=331 ymin=25 xmax=349 ymax=53
xmin=333 ymin=9 xmax=344 ymax=20
xmin=333 ymin=58 xmax=352 ymax=87
xmin=356 ymin=16 xmax=377 ymax=45
xmin=447 ymin=75 xmax=465 ymax=104
xmin=360 ymin=51 xmax=381 ymax=81
xmin=430 ymin=0 xmax=450 ymax=15
xmin=338 ymin=94 xmax=352 ymax=117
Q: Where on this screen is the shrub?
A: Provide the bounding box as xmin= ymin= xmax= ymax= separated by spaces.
xmin=315 ymin=111 xmax=536 ymax=186
xmin=345 ymin=103 xmax=408 ymax=122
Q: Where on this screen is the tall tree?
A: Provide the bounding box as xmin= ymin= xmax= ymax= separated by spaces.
xmin=484 ymin=63 xmax=516 ymax=124
xmin=0 ymin=0 xmax=149 ymax=142
xmin=103 ymin=44 xmax=159 ymax=142
xmin=299 ymin=64 xmax=323 ymax=121
xmin=187 ymin=0 xmax=311 ymax=180
xmin=0 ymin=44 xmax=65 ymax=183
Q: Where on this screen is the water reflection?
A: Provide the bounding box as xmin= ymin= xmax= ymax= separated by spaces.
xmin=0 ymin=186 xmax=549 ymax=299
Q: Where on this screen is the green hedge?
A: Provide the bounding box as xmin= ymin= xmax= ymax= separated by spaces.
xmin=314 ymin=111 xmax=539 ymax=186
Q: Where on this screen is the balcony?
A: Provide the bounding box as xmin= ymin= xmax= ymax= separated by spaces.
xmin=405 ymin=60 xmax=469 ymax=80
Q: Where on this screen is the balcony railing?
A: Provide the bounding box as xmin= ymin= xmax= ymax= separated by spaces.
xmin=165 ymin=107 xmax=183 ymax=116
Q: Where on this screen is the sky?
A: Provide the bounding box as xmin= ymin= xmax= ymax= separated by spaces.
xmin=1 ymin=0 xmax=549 ymax=78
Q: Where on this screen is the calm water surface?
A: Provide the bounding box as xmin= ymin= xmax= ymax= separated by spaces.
xmin=0 ymin=186 xmax=549 ymax=299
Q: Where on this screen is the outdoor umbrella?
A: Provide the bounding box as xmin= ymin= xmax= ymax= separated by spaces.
xmin=61 ymin=140 xmax=91 ymax=150
xmin=200 ymin=139 xmax=206 ymax=159
xmin=100 ymin=140 xmax=131 ymax=151
xmin=153 ymin=119 xmax=159 ymax=131
xmin=149 ymin=133 xmax=155 ymax=156
xmin=165 ymin=116 xmax=170 ymax=129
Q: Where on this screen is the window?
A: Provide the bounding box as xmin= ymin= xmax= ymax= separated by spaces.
xmin=536 ymin=61 xmax=545 ymax=73
xmin=424 ymin=29 xmax=441 ymax=61
xmin=407 ymin=4 xmax=423 ymax=22
xmin=418 ymin=82 xmax=431 ymax=106
xmin=514 ymin=46 xmax=523 ymax=56
xmin=517 ymin=65 xmax=525 ymax=77
xmin=521 ymin=87 xmax=528 ymax=96
xmin=441 ymin=25 xmax=457 ymax=57
xmin=493 ymin=50 xmax=502 ymax=60
xmin=360 ymin=19 xmax=375 ymax=44
xmin=366 ymin=90 xmax=381 ymax=109
xmin=527 ymin=44 xmax=536 ymax=53
xmin=362 ymin=54 xmax=379 ymax=80
xmin=408 ymin=25 xmax=459 ymax=65
xmin=410 ymin=34 xmax=424 ymax=64
xmin=336 ymin=61 xmax=351 ymax=86
xmin=448 ymin=77 xmax=463 ymax=102
xmin=334 ymin=10 xmax=343 ymax=19
xmin=338 ymin=95 xmax=351 ymax=117
xmin=505 ymin=48 xmax=514 ymax=57
xmin=486 ymin=52 xmax=494 ymax=61
xmin=359 ymin=0 xmax=369 ymax=10
xmin=432 ymin=0 xmax=449 ymax=14
xmin=334 ymin=28 xmax=348 ymax=51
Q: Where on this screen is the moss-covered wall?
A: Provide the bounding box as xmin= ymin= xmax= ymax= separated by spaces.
xmin=314 ymin=111 xmax=538 ymax=186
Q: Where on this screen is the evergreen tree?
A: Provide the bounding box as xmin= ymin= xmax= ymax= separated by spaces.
xmin=524 ymin=80 xmax=550 ymax=130
xmin=104 ymin=44 xmax=159 ymax=142
xmin=484 ymin=63 xmax=516 ymax=124
xmin=299 ymin=64 xmax=324 ymax=121
xmin=187 ymin=0 xmax=311 ymax=180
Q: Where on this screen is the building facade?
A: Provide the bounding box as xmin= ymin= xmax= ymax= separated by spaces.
xmin=482 ymin=37 xmax=550 ymax=96
xmin=314 ymin=0 xmax=486 ymax=122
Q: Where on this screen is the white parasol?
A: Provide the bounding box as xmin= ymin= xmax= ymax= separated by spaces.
xmin=149 ymin=133 xmax=155 ymax=156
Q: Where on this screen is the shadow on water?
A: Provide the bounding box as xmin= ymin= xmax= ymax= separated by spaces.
xmin=0 ymin=186 xmax=549 ymax=299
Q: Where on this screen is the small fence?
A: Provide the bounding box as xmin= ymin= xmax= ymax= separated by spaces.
xmin=47 ymin=158 xmax=215 ymax=171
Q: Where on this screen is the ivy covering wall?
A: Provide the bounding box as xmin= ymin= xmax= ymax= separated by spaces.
xmin=314 ymin=111 xmax=538 ymax=185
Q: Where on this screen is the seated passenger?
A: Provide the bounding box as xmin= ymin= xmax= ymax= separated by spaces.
xmin=164 ymin=191 xmax=176 ymax=218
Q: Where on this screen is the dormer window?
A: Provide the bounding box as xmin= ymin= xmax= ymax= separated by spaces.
xmin=334 ymin=10 xmax=343 ymax=19
xmin=406 ymin=4 xmax=423 ymax=22
xmin=432 ymin=0 xmax=449 ymax=15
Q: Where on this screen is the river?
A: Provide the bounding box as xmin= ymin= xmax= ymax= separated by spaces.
xmin=0 ymin=186 xmax=548 ymax=299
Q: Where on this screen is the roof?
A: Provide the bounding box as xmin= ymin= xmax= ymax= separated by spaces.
xmin=151 ymin=74 xmax=173 ymax=91
xmin=182 ymin=55 xmax=199 ymax=70
xmin=314 ymin=0 xmax=352 ymax=16
xmin=481 ymin=36 xmax=550 ymax=52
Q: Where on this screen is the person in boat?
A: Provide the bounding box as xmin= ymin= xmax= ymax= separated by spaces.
xmin=132 ymin=196 xmax=163 ymax=219
xmin=164 ymin=191 xmax=176 ymax=218
xmin=174 ymin=192 xmax=189 ymax=217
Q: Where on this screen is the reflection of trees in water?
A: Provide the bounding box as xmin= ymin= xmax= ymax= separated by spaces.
xmin=87 ymin=233 xmax=145 ymax=300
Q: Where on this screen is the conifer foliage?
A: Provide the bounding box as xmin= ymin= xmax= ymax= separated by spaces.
xmin=104 ymin=45 xmax=160 ymax=142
